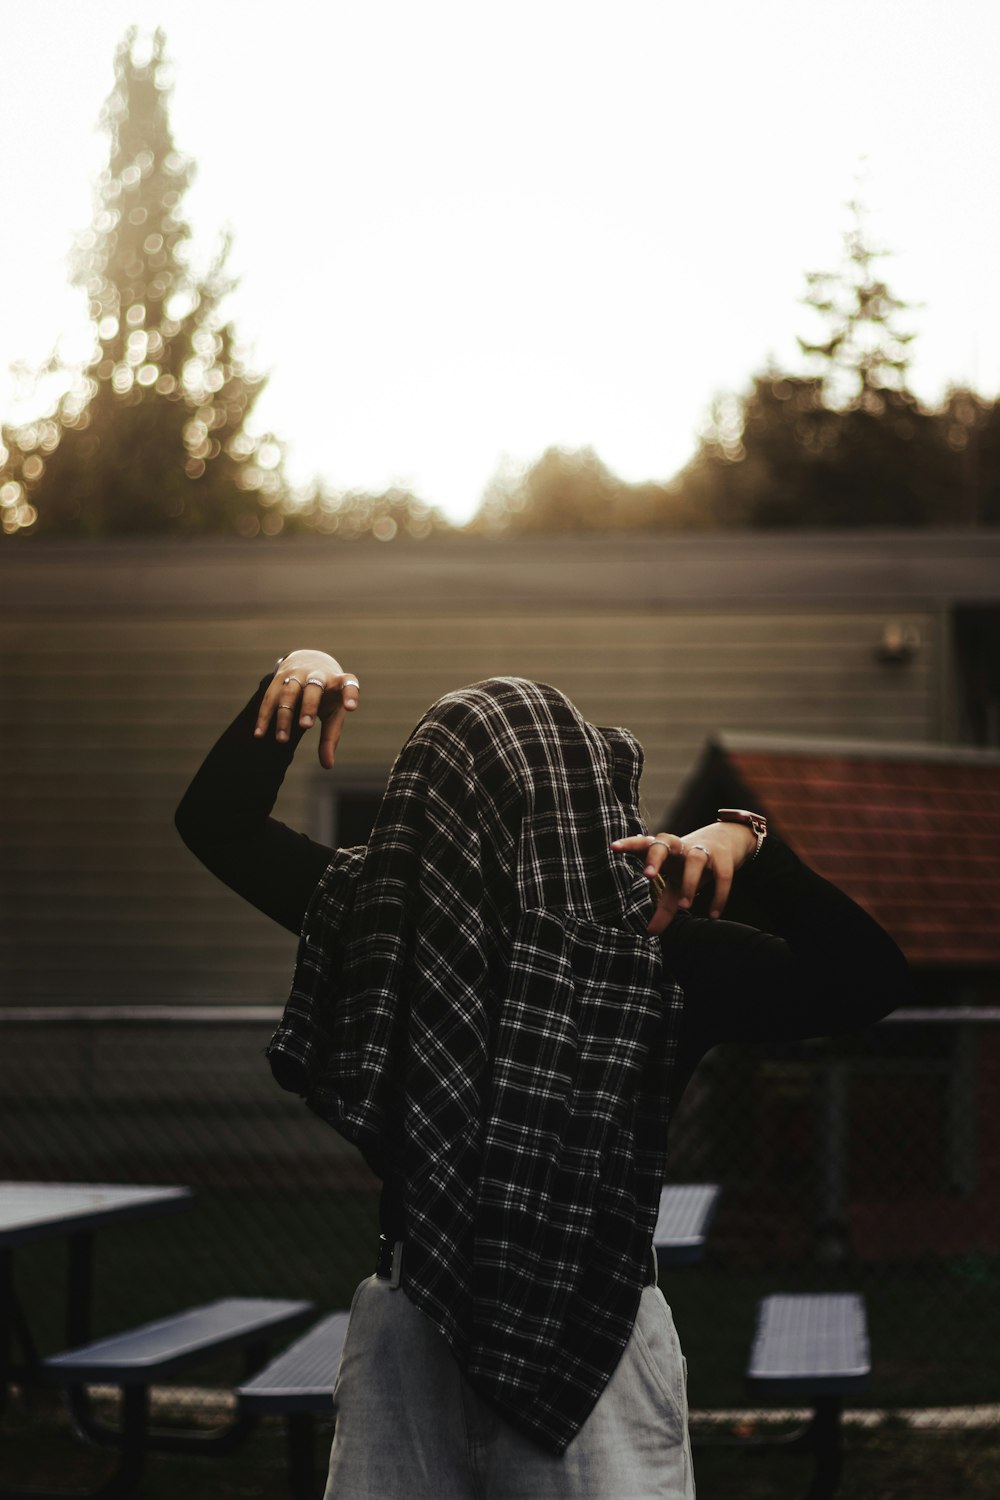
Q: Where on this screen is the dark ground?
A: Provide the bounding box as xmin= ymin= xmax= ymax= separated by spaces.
xmin=3 ymin=1391 xmax=999 ymax=1500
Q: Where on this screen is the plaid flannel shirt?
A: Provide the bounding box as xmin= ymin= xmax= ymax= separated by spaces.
xmin=268 ymin=678 xmax=685 ymax=1453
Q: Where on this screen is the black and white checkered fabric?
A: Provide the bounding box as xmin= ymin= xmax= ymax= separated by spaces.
xmin=267 ymin=678 xmax=685 ymax=1453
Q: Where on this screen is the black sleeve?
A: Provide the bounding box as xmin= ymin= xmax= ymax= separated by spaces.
xmin=174 ymin=674 xmax=337 ymax=934
xmin=662 ymin=831 xmax=913 ymax=1077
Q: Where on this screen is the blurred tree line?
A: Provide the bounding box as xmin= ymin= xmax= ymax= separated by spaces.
xmin=474 ymin=202 xmax=1000 ymax=534
xmin=1 ymin=30 xmax=998 ymax=540
xmin=0 ymin=29 xmax=444 ymax=541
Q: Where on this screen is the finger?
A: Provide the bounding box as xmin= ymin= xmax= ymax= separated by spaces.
xmin=274 ymin=698 xmax=299 ymax=741
xmin=647 ymin=880 xmax=681 ymax=936
xmin=640 ymin=834 xmax=680 ymax=878
xmin=644 ymin=840 xmax=672 ymax=878
xmin=610 ymin=834 xmax=681 ymax=933
xmin=708 ymin=858 xmax=734 ymax=920
xmin=611 ymin=834 xmax=674 ymax=857
xmin=677 ymin=845 xmax=711 ymax=910
xmin=273 ymin=673 xmax=304 ymax=741
xmin=255 ymin=671 xmax=296 ymax=739
xmin=316 ymin=674 xmax=361 ymax=766
xmin=254 ymin=672 xmax=282 ymax=737
xmin=339 ymin=674 xmax=360 ymax=712
xmin=298 ymin=674 xmax=327 ymax=728
xmin=318 ymin=700 xmax=346 ymax=768
xmin=610 ymin=834 xmax=683 ymax=891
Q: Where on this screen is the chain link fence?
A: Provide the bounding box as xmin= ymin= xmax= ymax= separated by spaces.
xmin=2 ymin=1006 xmax=998 ymax=1427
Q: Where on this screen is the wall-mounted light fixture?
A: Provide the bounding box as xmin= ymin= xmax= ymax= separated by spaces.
xmin=876 ymin=621 xmax=921 ymax=665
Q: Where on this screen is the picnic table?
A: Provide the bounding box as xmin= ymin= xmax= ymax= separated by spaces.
xmin=239 ymin=1182 xmax=724 ymax=1499
xmin=0 ymin=1181 xmax=313 ymax=1500
xmin=0 ymin=1181 xmax=192 ymax=1399
xmin=653 ymin=1182 xmax=721 ymax=1266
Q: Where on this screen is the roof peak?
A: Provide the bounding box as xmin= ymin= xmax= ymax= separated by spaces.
xmin=713 ymin=731 xmax=1000 ymax=766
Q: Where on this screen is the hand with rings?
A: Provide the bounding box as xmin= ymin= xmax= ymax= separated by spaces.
xmin=255 ymin=650 xmax=361 ymax=769
xmin=610 ymin=822 xmax=755 ymax=934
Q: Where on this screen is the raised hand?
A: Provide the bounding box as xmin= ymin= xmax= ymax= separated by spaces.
xmin=254 ymin=650 xmax=360 ymax=769
xmin=611 ymin=821 xmax=756 ymax=934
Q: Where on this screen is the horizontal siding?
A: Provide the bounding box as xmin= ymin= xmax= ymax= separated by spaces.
xmin=2 ymin=531 xmax=999 ymax=615
xmin=1 ymin=583 xmax=940 ymax=1003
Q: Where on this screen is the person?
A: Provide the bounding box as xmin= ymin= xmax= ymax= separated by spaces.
xmin=175 ymin=648 xmax=913 ymax=1500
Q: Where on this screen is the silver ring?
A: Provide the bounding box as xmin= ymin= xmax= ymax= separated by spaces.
xmin=305 ymin=678 xmax=325 ymax=688
xmin=647 ymin=838 xmax=671 ymax=852
xmin=689 ymin=844 xmax=712 ymax=859
xmin=343 ymin=679 xmax=360 ymax=690
xmin=282 ymin=675 xmax=302 ymax=686
xmin=277 ymin=702 xmax=294 ymax=711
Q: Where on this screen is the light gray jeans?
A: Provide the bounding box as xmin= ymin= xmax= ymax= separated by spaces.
xmin=324 ymin=1274 xmax=695 ymax=1499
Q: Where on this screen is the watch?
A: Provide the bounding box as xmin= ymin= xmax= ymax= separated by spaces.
xmin=716 ymin=808 xmax=768 ymax=862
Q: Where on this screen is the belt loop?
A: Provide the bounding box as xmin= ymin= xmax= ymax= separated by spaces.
xmin=389 ymin=1240 xmax=403 ymax=1289
xmin=375 ymin=1234 xmax=405 ymax=1285
xmin=649 ymin=1244 xmax=659 ymax=1287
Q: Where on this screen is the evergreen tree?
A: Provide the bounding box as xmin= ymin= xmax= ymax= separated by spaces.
xmin=296 ymin=482 xmax=452 ymax=540
xmin=798 ymin=197 xmax=917 ymax=413
xmin=676 ymin=203 xmax=958 ymax=528
xmin=683 ymin=369 xmax=950 ymax=527
xmin=0 ymin=29 xmax=285 ymax=538
xmin=467 ymin=447 xmax=700 ymax=534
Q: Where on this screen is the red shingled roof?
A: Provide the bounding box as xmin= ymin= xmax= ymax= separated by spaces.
xmin=718 ymin=739 xmax=1000 ymax=969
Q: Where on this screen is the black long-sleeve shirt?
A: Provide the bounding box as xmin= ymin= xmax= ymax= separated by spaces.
xmin=175 ymin=676 xmax=913 ymax=1109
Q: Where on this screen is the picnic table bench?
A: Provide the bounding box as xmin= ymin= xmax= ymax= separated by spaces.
xmin=652 ymin=1183 xmax=720 ymax=1266
xmin=233 ymin=1184 xmax=724 ymax=1498
xmin=3 ymin=1297 xmax=314 ymax=1500
xmin=238 ymin=1310 xmax=351 ymax=1500
xmin=744 ymin=1292 xmax=870 ymax=1500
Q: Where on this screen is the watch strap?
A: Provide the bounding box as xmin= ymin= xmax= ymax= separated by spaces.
xmin=716 ymin=807 xmax=767 ymax=862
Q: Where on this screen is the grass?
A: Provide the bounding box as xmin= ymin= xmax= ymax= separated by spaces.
xmin=13 ymin=1186 xmax=1000 ymax=1410
xmin=7 ymin=1181 xmax=1000 ymax=1494
xmin=691 ymin=1420 xmax=1000 ymax=1500
xmin=3 ymin=1391 xmax=1000 ymax=1499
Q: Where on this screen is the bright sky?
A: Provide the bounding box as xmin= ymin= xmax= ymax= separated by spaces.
xmin=2 ymin=0 xmax=999 ymax=520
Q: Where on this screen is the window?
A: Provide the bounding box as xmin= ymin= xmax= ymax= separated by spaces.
xmin=952 ymin=606 xmax=1000 ymax=746
xmin=313 ymin=778 xmax=388 ymax=850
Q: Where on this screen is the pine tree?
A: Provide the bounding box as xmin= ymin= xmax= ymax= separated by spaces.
xmin=673 ymin=201 xmax=959 ymax=528
xmin=0 ymin=28 xmax=285 ymax=537
xmin=797 ymin=197 xmax=917 ymax=413
xmin=466 ymin=447 xmax=697 ymax=534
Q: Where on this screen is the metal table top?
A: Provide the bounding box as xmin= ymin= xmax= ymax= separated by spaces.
xmin=0 ymin=1182 xmax=192 ymax=1248
xmin=653 ymin=1183 xmax=721 ymax=1265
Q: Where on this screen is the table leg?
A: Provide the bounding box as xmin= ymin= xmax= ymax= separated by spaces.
xmin=0 ymin=1248 xmax=11 ymax=1413
xmin=287 ymin=1413 xmax=319 ymax=1500
xmin=64 ymin=1232 xmax=97 ymax=1438
xmin=66 ymin=1232 xmax=94 ymax=1348
xmin=0 ymin=1250 xmax=42 ymax=1408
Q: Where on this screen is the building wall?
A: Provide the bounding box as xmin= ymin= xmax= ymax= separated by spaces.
xmin=0 ymin=533 xmax=980 ymax=1003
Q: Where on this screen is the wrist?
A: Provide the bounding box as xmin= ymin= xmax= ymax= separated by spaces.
xmin=716 ymin=808 xmax=767 ymax=863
